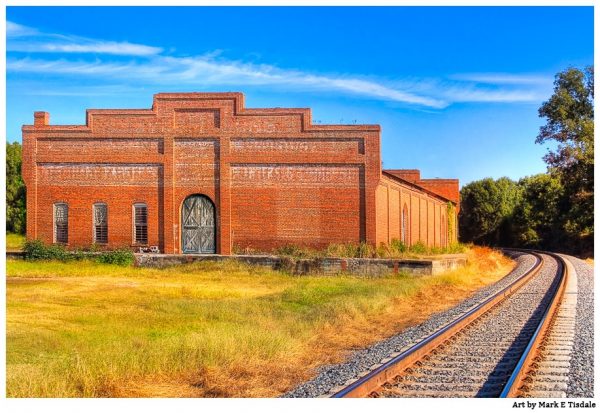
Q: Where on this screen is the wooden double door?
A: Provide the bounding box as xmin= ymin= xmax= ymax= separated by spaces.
xmin=181 ymin=195 xmax=216 ymax=254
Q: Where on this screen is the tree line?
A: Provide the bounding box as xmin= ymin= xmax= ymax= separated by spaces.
xmin=459 ymin=67 xmax=594 ymax=257
xmin=6 ymin=141 xmax=26 ymax=234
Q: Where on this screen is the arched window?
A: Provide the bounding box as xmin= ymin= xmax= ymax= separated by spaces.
xmin=93 ymin=203 xmax=108 ymax=244
xmin=54 ymin=203 xmax=68 ymax=244
xmin=133 ymin=203 xmax=148 ymax=245
xmin=401 ymin=204 xmax=409 ymax=245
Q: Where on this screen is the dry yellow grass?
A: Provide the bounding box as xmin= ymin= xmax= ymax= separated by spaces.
xmin=6 ymin=246 xmax=513 ymax=398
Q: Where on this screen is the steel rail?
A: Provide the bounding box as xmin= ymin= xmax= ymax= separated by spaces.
xmin=499 ymin=251 xmax=569 ymax=397
xmin=330 ymin=250 xmax=544 ymax=398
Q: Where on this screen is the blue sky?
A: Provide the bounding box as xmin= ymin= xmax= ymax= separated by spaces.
xmin=6 ymin=6 xmax=593 ymax=185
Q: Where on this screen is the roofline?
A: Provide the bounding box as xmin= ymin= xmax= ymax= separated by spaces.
xmin=419 ymin=178 xmax=460 ymax=184
xmin=22 ymin=92 xmax=381 ymax=132
xmin=384 ymin=169 xmax=421 ymax=174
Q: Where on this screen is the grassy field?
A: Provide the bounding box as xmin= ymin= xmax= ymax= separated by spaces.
xmin=7 ymin=247 xmax=513 ymax=398
xmin=6 ymin=233 xmax=25 ymax=250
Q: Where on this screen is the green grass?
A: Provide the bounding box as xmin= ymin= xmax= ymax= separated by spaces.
xmin=6 ymin=233 xmax=25 ymax=250
xmin=6 ymin=249 xmax=512 ymax=397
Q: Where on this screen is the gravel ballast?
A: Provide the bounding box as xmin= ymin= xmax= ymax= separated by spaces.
xmin=284 ymin=252 xmax=538 ymax=398
xmin=562 ymin=255 xmax=594 ymax=398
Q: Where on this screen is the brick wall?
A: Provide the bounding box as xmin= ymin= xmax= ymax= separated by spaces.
xmin=231 ymin=164 xmax=364 ymax=250
xmin=417 ymin=179 xmax=460 ymax=212
xmin=22 ymin=92 xmax=457 ymax=254
xmin=384 ymin=169 xmax=421 ymax=183
xmin=23 ymin=93 xmax=382 ymax=254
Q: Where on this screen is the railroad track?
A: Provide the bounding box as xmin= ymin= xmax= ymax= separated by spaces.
xmin=513 ymin=254 xmax=578 ymax=398
xmin=329 ymin=250 xmax=570 ymax=398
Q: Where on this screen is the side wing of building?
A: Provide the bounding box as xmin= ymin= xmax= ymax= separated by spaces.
xmin=379 ymin=170 xmax=460 ymax=247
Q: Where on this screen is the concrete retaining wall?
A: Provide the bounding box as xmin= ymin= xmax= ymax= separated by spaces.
xmin=8 ymin=250 xmax=467 ymax=276
xmin=134 ymin=253 xmax=467 ymax=276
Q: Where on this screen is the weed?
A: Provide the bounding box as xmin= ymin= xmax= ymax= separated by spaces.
xmin=376 ymin=243 xmax=391 ymax=258
xmin=235 ymin=240 xmax=468 ymax=260
xmin=273 ymin=244 xmax=318 ymax=259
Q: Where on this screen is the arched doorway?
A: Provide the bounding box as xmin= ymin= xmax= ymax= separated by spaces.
xmin=181 ymin=194 xmax=216 ymax=254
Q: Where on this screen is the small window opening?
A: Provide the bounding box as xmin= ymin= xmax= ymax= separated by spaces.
xmin=54 ymin=203 xmax=68 ymax=243
xmin=134 ymin=204 xmax=148 ymax=245
xmin=94 ymin=203 xmax=108 ymax=244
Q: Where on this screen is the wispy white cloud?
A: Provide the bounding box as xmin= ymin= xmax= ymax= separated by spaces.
xmin=7 ymin=21 xmax=551 ymax=109
xmin=7 ymin=55 xmax=449 ymax=108
xmin=15 ymin=83 xmax=148 ymax=97
xmin=160 ymin=55 xmax=449 ymax=107
xmin=6 ymin=20 xmax=163 ymax=56
xmin=440 ymin=86 xmax=543 ymax=103
xmin=9 ymin=41 xmax=163 ymax=56
xmin=450 ymin=73 xmax=552 ymax=85
xmin=7 ymin=58 xmax=144 ymax=75
xmin=6 ymin=21 xmax=38 ymax=37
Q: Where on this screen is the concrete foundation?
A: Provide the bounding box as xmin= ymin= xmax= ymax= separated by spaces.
xmin=134 ymin=253 xmax=467 ymax=276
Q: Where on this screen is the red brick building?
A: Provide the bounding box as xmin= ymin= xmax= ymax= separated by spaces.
xmin=22 ymin=92 xmax=459 ymax=254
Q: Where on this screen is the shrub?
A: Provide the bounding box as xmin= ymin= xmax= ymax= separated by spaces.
xmin=408 ymin=241 xmax=428 ymax=255
xmin=22 ymin=239 xmax=46 ymax=260
xmin=357 ymin=242 xmax=375 ymax=258
xmin=389 ymin=239 xmax=408 ymax=255
xmin=23 ymin=239 xmax=71 ymax=261
xmin=23 ymin=239 xmax=135 ymax=266
xmin=71 ymin=248 xmax=87 ymax=261
xmin=96 ymin=249 xmax=135 ymax=266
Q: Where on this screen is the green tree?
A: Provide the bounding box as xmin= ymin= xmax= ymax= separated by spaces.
xmin=512 ymin=174 xmax=565 ymax=249
xmin=536 ymin=66 xmax=594 ymax=253
xmin=459 ymin=177 xmax=522 ymax=246
xmin=6 ymin=142 xmax=26 ymax=234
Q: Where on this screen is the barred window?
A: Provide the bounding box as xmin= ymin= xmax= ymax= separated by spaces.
xmin=133 ymin=204 xmax=148 ymax=244
xmin=54 ymin=203 xmax=68 ymax=243
xmin=93 ymin=203 xmax=108 ymax=244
